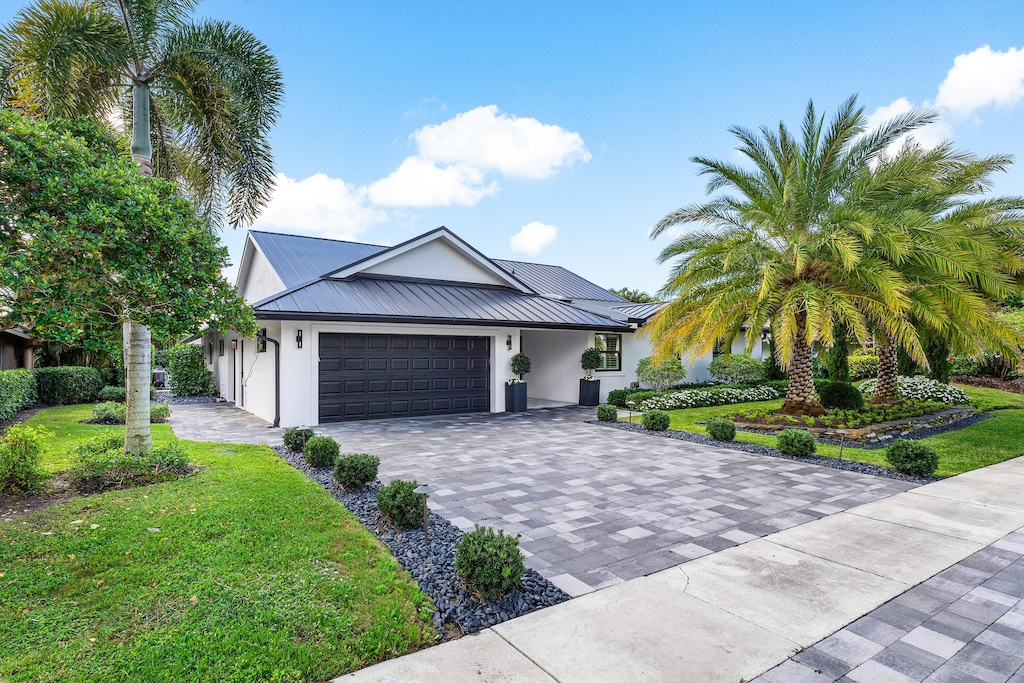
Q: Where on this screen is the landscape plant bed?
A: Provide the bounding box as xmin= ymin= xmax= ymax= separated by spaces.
xmin=276 ymin=447 xmax=570 ymax=639
xmin=952 ymin=376 xmax=1024 ymax=395
xmin=588 ymin=420 xmax=941 ymax=484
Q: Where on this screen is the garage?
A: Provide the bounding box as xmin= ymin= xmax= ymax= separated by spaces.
xmin=319 ymin=333 xmax=490 ymax=422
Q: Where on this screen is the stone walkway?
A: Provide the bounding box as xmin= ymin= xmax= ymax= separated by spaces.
xmin=755 ymin=527 xmax=1024 ymax=683
xmin=169 ymin=403 xmax=912 ymax=595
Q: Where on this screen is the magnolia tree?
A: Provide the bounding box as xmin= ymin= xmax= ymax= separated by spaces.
xmin=0 ymin=113 xmax=255 ymax=454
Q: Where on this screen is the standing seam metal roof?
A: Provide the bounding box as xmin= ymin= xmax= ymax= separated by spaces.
xmin=249 ymin=231 xmax=387 ymax=288
xmin=491 ymin=259 xmax=627 ymax=302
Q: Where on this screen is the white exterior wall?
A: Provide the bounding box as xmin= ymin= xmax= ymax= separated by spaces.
xmin=520 ymin=329 xmax=589 ymax=403
xmin=238 ymin=246 xmax=286 ymax=303
xmin=361 ymin=239 xmax=507 ymax=286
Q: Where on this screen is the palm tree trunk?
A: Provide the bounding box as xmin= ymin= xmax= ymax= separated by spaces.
xmin=872 ymin=333 xmax=899 ymax=404
xmin=780 ymin=311 xmax=825 ymax=416
xmin=123 ymin=83 xmax=154 ymax=455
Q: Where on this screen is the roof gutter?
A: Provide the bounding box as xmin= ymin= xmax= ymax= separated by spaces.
xmin=253 ymin=311 xmax=631 ymax=331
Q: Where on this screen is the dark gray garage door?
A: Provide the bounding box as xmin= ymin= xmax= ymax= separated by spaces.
xmin=319 ymin=333 xmax=490 ymax=422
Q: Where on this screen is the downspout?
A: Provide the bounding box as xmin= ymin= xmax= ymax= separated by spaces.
xmin=256 ymin=333 xmax=281 ymax=428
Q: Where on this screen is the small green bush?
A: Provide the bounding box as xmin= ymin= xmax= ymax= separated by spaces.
xmin=641 ymin=410 xmax=670 ymax=431
xmin=596 ymin=404 xmax=618 ymax=422
xmin=150 ymin=402 xmax=171 ymax=423
xmin=818 ymin=381 xmax=864 ymax=410
xmin=708 ymin=353 xmax=765 ymax=384
xmin=0 ymin=425 xmax=48 ymax=494
xmin=90 ymin=401 xmax=169 ymax=424
xmin=636 ymin=356 xmax=688 ymax=391
xmin=705 ymin=417 xmax=736 ymax=441
xmin=33 ymin=366 xmax=103 ymax=405
xmin=334 ymin=453 xmax=380 ymax=489
xmin=777 ymin=429 xmax=816 ymax=456
xmin=885 ymin=440 xmax=939 ymax=476
xmin=166 ymin=345 xmax=216 ymax=397
xmin=0 ymin=369 xmax=37 ymax=422
xmin=605 ymin=388 xmax=633 ymax=407
xmin=377 ymin=479 xmax=422 ymax=529
xmin=69 ymin=434 xmax=191 ymax=492
xmin=303 ymin=435 xmax=339 ymax=468
xmin=455 ymin=525 xmax=525 ymax=600
xmin=98 ymin=385 xmax=127 ymax=402
xmin=283 ymin=427 xmax=315 ymax=451
xmin=848 ymin=355 xmax=879 ymax=381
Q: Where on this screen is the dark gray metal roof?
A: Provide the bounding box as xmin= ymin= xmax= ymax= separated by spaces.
xmin=250 ymin=231 xmax=387 ymax=288
xmin=492 ymin=259 xmax=626 ymax=302
xmin=254 ymin=277 xmax=629 ymax=330
xmin=612 ymin=302 xmax=667 ymax=322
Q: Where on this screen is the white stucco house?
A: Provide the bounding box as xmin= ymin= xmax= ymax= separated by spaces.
xmin=199 ymin=227 xmax=766 ymax=427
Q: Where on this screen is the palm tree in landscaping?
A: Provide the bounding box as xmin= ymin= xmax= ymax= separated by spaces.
xmin=648 ymin=96 xmax=936 ymax=415
xmin=1 ymin=0 xmax=282 ymax=454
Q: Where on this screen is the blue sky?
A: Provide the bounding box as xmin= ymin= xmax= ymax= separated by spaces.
xmin=6 ymin=1 xmax=1024 ymax=294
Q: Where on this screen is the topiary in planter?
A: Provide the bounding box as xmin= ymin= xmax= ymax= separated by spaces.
xmin=705 ymin=417 xmax=736 ymax=441
xmin=334 ymin=453 xmax=380 ymax=489
xmin=885 ymin=440 xmax=939 ymax=476
xmin=376 ymin=479 xmax=422 ymax=528
xmin=641 ymin=409 xmax=670 ymax=431
xmin=303 ymin=435 xmax=339 ymax=468
xmin=596 ymin=404 xmax=618 ymax=422
xmin=580 ymin=347 xmax=602 ymax=378
xmin=455 ymin=524 xmax=525 ymax=600
xmin=777 ymin=429 xmax=816 ymax=456
xmin=283 ymin=427 xmax=315 ymax=451
xmin=819 ymin=381 xmax=864 ymax=410
xmin=510 ymin=352 xmax=532 ymax=380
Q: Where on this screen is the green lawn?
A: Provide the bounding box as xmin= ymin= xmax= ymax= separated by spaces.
xmin=1 ymin=408 xmax=434 ymax=682
xmin=657 ymin=385 xmax=1024 ymax=478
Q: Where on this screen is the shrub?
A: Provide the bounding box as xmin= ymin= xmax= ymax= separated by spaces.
xmin=949 ymin=356 xmax=980 ymax=377
xmin=636 ymin=356 xmax=688 ymax=391
xmin=819 ymin=382 xmax=864 ymax=410
xmin=334 ymin=453 xmax=380 ymax=489
xmin=637 ymin=384 xmax=784 ymax=411
xmin=885 ymin=440 xmax=939 ymax=476
xmin=98 ymin=385 xmax=127 ymax=402
xmin=90 ymin=401 xmax=169 ymax=424
xmin=283 ymin=427 xmax=315 ymax=451
xmin=455 ymin=525 xmax=525 ymax=600
xmin=0 ymin=425 xmax=48 ymax=493
xmin=510 ymin=353 xmax=532 ymax=380
xmin=848 ymin=355 xmax=879 ymax=381
xmin=580 ymin=347 xmax=602 ymax=377
xmin=705 ymin=417 xmax=736 ymax=441
xmin=303 ymin=435 xmax=339 ymax=468
xmin=606 ymin=388 xmax=633 ymax=407
xmin=69 ymin=434 xmax=192 ymax=492
xmin=709 ymin=353 xmax=765 ymax=384
xmin=641 ymin=410 xmax=670 ymax=430
xmin=0 ymin=369 xmax=37 ymax=422
xmin=33 ymin=366 xmax=103 ymax=405
xmin=976 ymin=353 xmax=1016 ymax=381
xmin=860 ymin=376 xmax=970 ymax=405
xmin=150 ymin=402 xmax=171 ymax=423
xmin=777 ymin=429 xmax=816 ymax=456
xmin=166 ymin=345 xmax=216 ymax=397
xmin=377 ymin=479 xmax=422 ymax=528
xmin=596 ymin=404 xmax=618 ymax=422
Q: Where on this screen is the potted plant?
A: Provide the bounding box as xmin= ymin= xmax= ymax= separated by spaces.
xmin=579 ymin=347 xmax=602 ymax=406
xmin=506 ymin=353 xmax=531 ymax=412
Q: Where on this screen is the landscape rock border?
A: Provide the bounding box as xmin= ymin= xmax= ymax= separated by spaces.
xmin=275 ymin=447 xmax=569 ymax=640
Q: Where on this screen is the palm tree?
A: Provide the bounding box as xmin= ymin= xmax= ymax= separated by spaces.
xmin=648 ymin=96 xmax=935 ymax=415
xmin=2 ymin=0 xmax=282 ymax=454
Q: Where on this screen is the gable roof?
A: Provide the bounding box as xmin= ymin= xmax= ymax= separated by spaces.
xmin=492 ymin=259 xmax=626 ymax=302
xmin=249 ymin=230 xmax=387 ymax=289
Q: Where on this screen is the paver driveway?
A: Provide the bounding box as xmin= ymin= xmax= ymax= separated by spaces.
xmin=171 ymin=404 xmax=916 ymax=596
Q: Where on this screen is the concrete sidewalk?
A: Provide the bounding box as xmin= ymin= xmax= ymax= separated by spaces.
xmin=339 ymin=456 xmax=1024 ymax=683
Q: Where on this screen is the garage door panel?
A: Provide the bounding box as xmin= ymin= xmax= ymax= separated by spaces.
xmin=319 ymin=333 xmax=490 ymax=422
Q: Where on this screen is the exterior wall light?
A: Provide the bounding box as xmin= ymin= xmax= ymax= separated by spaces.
xmin=231 ymin=339 xmax=238 ymax=350
xmin=296 ymin=329 xmax=303 ymax=348
xmin=506 ymin=334 xmax=513 ymax=350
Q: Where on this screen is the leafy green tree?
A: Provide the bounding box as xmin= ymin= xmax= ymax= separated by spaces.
xmin=610 ymin=287 xmax=657 ymax=304
xmin=635 ymin=356 xmax=687 ymax=391
xmin=648 ymin=97 xmax=931 ymax=415
xmin=0 ymin=112 xmax=255 ymax=454
xmin=825 ymin=322 xmax=851 ymax=382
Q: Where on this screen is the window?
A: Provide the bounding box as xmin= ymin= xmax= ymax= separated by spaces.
xmin=219 ymin=339 xmax=225 ymax=357
xmin=257 ymin=328 xmax=267 ymax=353
xmin=207 ymin=342 xmax=214 ymax=364
xmin=595 ymin=333 xmax=621 ymax=371
xmin=712 ymin=341 xmax=724 ymax=358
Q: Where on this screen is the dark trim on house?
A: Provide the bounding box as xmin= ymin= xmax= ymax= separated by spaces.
xmin=254 ymin=312 xmax=631 ymax=331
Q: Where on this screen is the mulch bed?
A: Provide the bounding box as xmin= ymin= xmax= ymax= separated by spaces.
xmin=952 ymin=376 xmax=1024 ymax=395
xmin=0 ymin=474 xmax=76 ymax=522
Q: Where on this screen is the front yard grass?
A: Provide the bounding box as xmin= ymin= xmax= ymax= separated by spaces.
xmin=0 ymin=408 xmax=434 ymax=682
xmin=654 ymin=385 xmax=1023 ymax=478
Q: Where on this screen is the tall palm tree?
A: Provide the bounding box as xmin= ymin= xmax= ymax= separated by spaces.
xmin=2 ymin=0 xmax=282 ymax=454
xmin=648 ymin=96 xmax=934 ymax=415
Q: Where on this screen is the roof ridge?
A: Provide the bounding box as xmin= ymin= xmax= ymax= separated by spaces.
xmin=250 ymin=229 xmax=386 ymax=248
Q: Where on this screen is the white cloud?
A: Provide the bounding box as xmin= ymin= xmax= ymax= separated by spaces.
xmin=414 ymin=105 xmax=591 ymax=179
xmin=510 ymin=221 xmax=559 ymax=256
xmin=366 ymin=157 xmax=499 ymax=207
xmin=935 ymin=45 xmax=1024 ymax=117
xmin=253 ymin=173 xmax=386 ymax=240
xmin=866 ymin=97 xmax=952 ymax=150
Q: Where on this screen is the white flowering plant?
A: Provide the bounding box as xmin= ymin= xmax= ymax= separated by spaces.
xmin=636 ymin=384 xmax=784 ymax=411
xmin=860 ymin=376 xmax=970 ymax=405
xmin=506 ymin=378 xmax=524 ymax=385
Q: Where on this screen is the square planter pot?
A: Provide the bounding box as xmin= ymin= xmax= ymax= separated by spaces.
xmin=505 ymin=382 xmax=528 ymax=412
xmin=579 ymin=379 xmax=601 ymax=406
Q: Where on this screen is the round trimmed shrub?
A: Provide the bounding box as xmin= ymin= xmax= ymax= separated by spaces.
xmin=605 ymin=388 xmax=633 ymax=407
xmin=283 ymin=427 xmax=315 ymax=451
xmin=641 ymin=409 xmax=670 ymax=431
xmin=377 ymin=479 xmax=422 ymax=528
xmin=303 ymin=435 xmax=339 ymax=468
xmin=455 ymin=524 xmax=525 ymax=600
xmin=885 ymin=440 xmax=939 ymax=476
xmin=706 ymin=417 xmax=736 ymax=441
xmin=510 ymin=353 xmax=532 ymax=379
xmin=818 ymin=381 xmax=864 ymax=410
xmin=777 ymin=429 xmax=816 ymax=456
xmin=596 ymin=404 xmax=618 ymax=422
xmin=708 ymin=353 xmax=765 ymax=384
xmin=334 ymin=453 xmax=380 ymax=489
